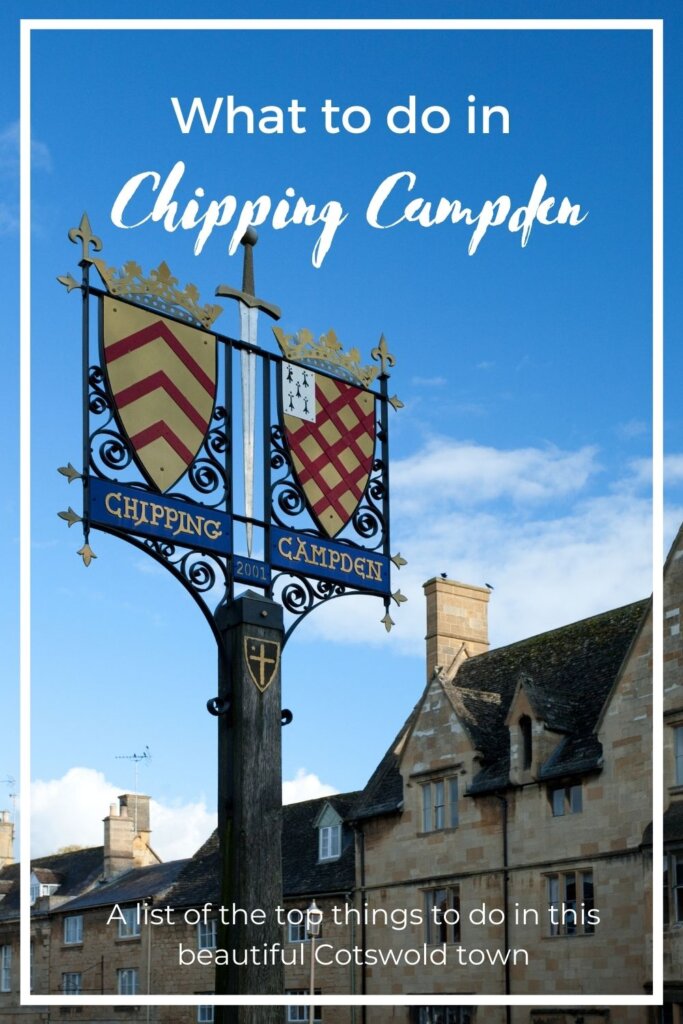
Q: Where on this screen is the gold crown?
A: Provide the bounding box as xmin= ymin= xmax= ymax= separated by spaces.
xmin=93 ymin=258 xmax=223 ymax=329
xmin=65 ymin=213 xmax=223 ymax=329
xmin=272 ymin=327 xmax=379 ymax=389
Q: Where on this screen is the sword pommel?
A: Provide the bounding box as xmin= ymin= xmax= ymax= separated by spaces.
xmin=241 ymin=229 xmax=257 ymax=297
xmin=215 ymin=230 xmax=281 ymax=322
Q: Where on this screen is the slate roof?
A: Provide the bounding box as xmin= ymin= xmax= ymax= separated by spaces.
xmin=350 ymin=598 xmax=648 ymax=813
xmin=0 ymin=846 xmax=105 ymax=922
xmin=165 ymin=793 xmax=360 ymax=908
xmin=58 ymin=858 xmax=189 ymax=913
xmin=350 ymin=706 xmax=419 ymax=821
xmin=461 ymin=599 xmax=648 ymax=793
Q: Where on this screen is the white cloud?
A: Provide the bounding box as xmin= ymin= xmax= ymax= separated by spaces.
xmin=148 ymin=798 xmax=216 ymax=863
xmin=666 ymin=455 xmax=683 ymax=486
xmin=282 ymin=769 xmax=338 ymax=805
xmin=30 ymin=768 xmax=215 ymax=862
xmin=31 ymin=768 xmax=120 ymax=856
xmin=0 ymin=121 xmax=52 ymax=175
xmin=30 ymin=766 xmax=339 ymax=862
xmin=411 ymin=376 xmax=447 ymax=387
xmin=392 ymin=438 xmax=600 ymax=512
xmin=288 ymin=437 xmax=660 ymax=654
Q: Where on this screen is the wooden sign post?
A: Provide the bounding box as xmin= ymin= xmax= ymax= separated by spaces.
xmin=215 ymin=590 xmax=284 ymax=1022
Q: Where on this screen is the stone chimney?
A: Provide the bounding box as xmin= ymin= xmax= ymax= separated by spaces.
xmin=423 ymin=577 xmax=490 ymax=680
xmin=103 ymin=794 xmax=153 ymax=880
xmin=0 ymin=811 xmax=14 ymax=867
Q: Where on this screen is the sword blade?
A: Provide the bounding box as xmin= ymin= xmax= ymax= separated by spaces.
xmin=239 ymin=304 xmax=258 ymax=556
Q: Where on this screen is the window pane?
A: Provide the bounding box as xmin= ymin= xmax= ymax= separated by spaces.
xmin=551 ymin=789 xmax=564 ymax=816
xmin=450 ymin=888 xmax=461 ymax=943
xmin=422 ymin=785 xmax=432 ymax=832
xmin=434 ymin=782 xmax=444 ymax=829
xmin=675 ymin=855 xmax=683 ymax=886
xmin=676 ymin=727 xmax=683 ymax=785
xmin=570 ymin=786 xmax=583 ymax=813
xmin=582 ymin=871 xmax=594 ymax=934
xmin=449 ymin=778 xmax=459 ymax=828
xmin=664 ymin=855 xmax=670 ymax=927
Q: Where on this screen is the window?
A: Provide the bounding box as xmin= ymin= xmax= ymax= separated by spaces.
xmin=318 ymin=825 xmax=340 ymax=861
xmin=547 ymin=870 xmax=595 ymax=935
xmin=424 ymin=887 xmax=461 ymax=944
xmin=676 ymin=726 xmax=683 ymax=785
xmin=286 ymin=908 xmax=321 ymax=943
xmin=117 ymin=968 xmax=138 ymax=995
xmin=421 ymin=777 xmax=458 ymax=832
xmin=30 ymin=874 xmax=59 ymax=905
xmin=198 ymin=919 xmax=217 ymax=950
xmin=286 ymin=991 xmax=321 ymax=1022
xmin=0 ymin=945 xmax=11 ymax=992
xmin=417 ymin=1010 xmax=472 ymax=1024
xmin=664 ymin=852 xmax=683 ymax=926
xmin=288 ymin=918 xmax=308 ymax=943
xmin=549 ymin=784 xmax=583 ymax=816
xmin=62 ymin=973 xmax=82 ymax=995
xmin=197 ymin=1007 xmax=214 ymax=1023
xmin=63 ymin=915 xmax=83 ymax=945
xmin=118 ymin=907 xmax=141 ymax=940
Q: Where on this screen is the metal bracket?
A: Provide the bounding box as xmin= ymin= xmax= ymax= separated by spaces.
xmin=206 ymin=697 xmax=231 ymax=719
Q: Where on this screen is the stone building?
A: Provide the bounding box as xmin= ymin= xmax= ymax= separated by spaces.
xmin=661 ymin=523 xmax=683 ymax=1022
xmin=0 ymin=533 xmax=667 ymax=1022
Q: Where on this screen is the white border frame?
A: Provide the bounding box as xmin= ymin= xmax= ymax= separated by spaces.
xmin=19 ymin=16 xmax=664 ymax=1010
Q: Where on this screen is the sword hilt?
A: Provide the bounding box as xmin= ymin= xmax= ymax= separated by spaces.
xmin=215 ymin=230 xmax=281 ymax=322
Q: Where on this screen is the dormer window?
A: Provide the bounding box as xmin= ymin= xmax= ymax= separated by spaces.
xmin=314 ymin=802 xmax=343 ymax=862
xmin=29 ymin=872 xmax=59 ymax=905
xmin=319 ymin=824 xmax=340 ymax=861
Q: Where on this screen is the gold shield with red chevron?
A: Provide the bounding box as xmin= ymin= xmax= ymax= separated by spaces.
xmin=102 ymin=297 xmax=216 ymax=493
xmin=281 ymin=363 xmax=376 ymax=538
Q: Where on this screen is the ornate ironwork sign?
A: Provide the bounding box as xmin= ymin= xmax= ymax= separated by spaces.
xmin=58 ymin=214 xmax=406 ymax=647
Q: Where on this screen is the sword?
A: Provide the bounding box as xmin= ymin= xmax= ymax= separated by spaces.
xmin=216 ymin=229 xmax=280 ymax=557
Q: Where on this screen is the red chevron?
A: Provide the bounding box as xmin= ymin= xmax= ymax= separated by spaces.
xmin=106 ymin=320 xmax=215 ymax=397
xmin=115 ymin=371 xmax=210 ymax=435
xmin=130 ymin=421 xmax=195 ymax=467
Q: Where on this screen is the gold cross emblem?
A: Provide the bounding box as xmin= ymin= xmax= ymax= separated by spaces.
xmin=244 ymin=637 xmax=281 ymax=692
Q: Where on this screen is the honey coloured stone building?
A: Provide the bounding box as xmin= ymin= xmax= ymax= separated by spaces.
xmin=0 ymin=526 xmax=672 ymax=1023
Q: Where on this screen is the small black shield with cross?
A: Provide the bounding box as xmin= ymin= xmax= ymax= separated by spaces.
xmin=244 ymin=637 xmax=281 ymax=693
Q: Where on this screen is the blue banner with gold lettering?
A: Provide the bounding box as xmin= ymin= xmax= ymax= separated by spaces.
xmin=271 ymin=526 xmax=390 ymax=595
xmin=89 ymin=477 xmax=231 ymax=556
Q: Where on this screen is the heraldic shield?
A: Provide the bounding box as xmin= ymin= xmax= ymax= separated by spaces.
xmin=102 ymin=297 xmax=217 ymax=493
xmin=280 ymin=360 xmax=376 ymax=538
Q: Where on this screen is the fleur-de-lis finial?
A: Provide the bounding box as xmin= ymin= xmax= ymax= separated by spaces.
xmin=371 ymin=333 xmax=396 ymax=377
xmin=68 ymin=212 xmax=102 ymax=263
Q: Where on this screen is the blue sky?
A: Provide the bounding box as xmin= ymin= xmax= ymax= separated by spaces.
xmin=0 ymin=3 xmax=679 ymax=859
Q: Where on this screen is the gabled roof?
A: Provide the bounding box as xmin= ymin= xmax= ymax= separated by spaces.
xmin=283 ymin=793 xmax=358 ymax=897
xmin=350 ymin=598 xmax=648 ymax=813
xmin=350 ymin=704 xmax=419 ymax=821
xmin=462 ymin=599 xmax=648 ymax=793
xmin=57 ymin=858 xmax=190 ymax=913
xmin=0 ymin=846 xmax=105 ymax=922
xmin=31 ymin=868 xmax=63 ymax=884
xmin=165 ymin=792 xmax=361 ymax=908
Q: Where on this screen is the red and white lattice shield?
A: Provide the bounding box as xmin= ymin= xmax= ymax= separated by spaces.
xmin=280 ymin=361 xmax=376 ymax=538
